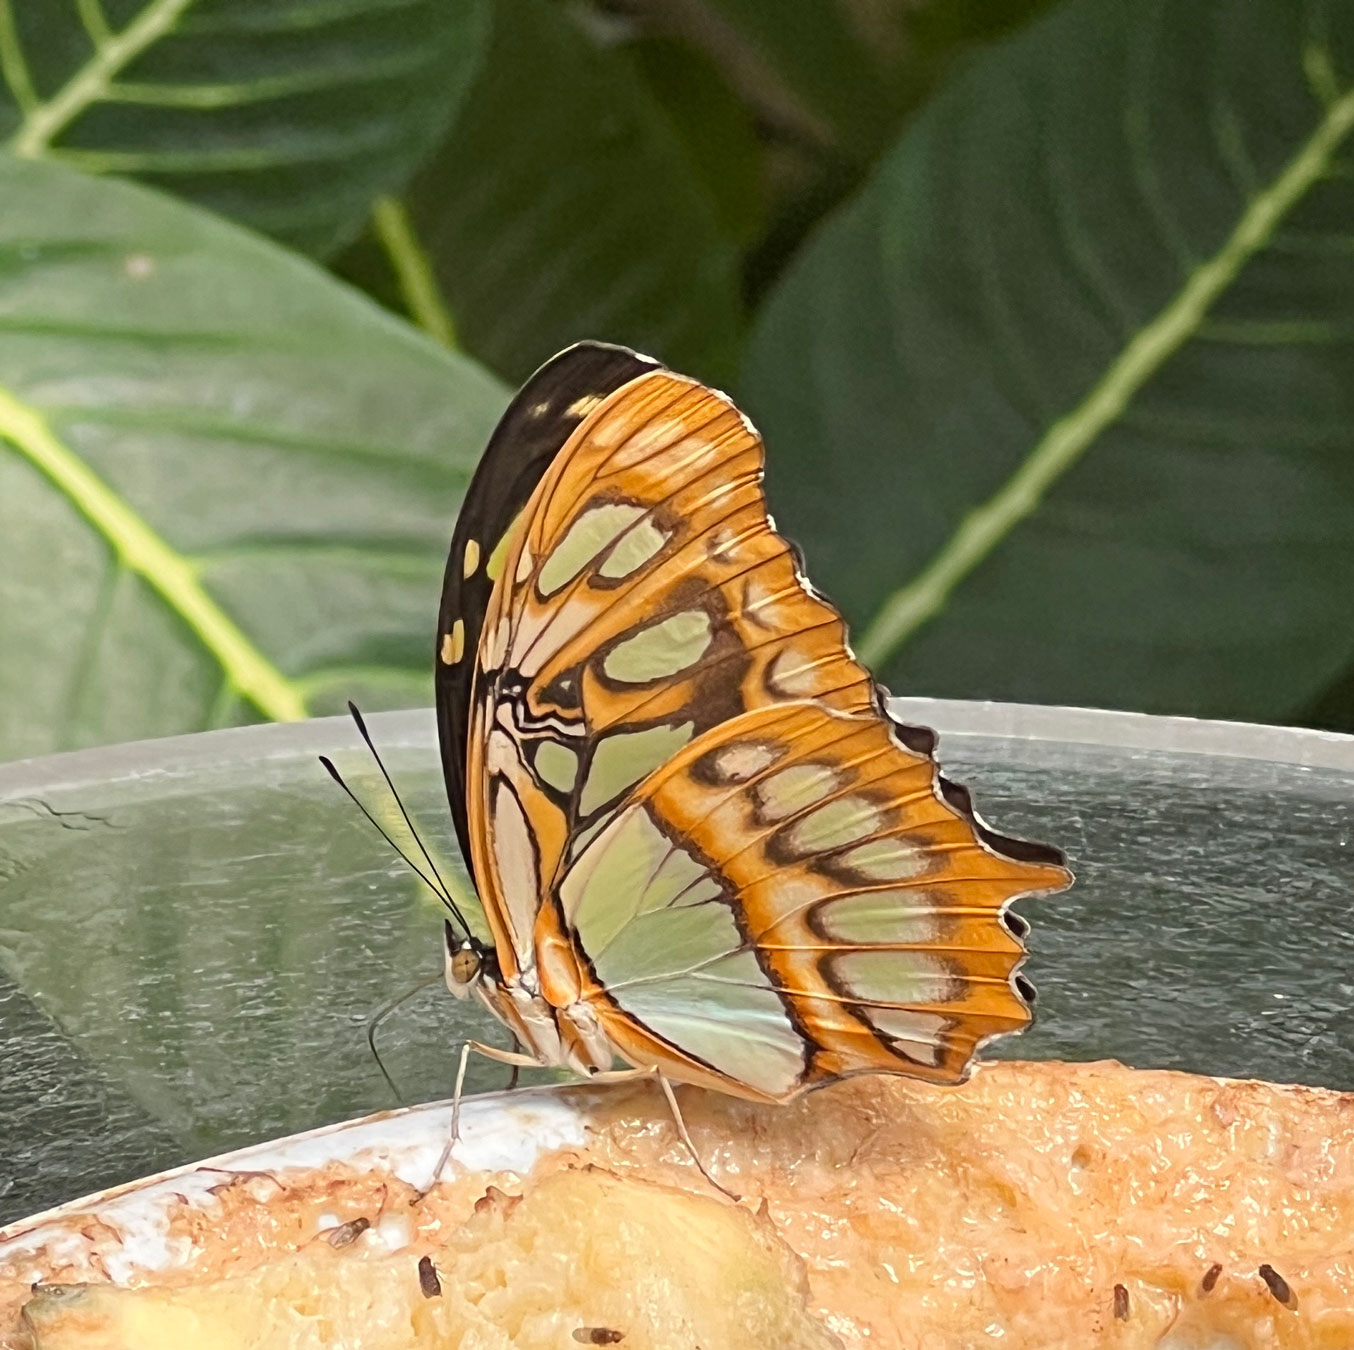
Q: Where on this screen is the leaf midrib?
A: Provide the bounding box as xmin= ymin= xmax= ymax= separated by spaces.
xmin=859 ymin=73 xmax=1354 ymax=669
xmin=7 ymin=0 xmax=194 ymax=158
xmin=0 ymin=384 xmax=307 ymax=722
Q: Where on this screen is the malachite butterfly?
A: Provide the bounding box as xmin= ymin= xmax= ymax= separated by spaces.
xmin=428 ymin=341 xmax=1071 ymax=1103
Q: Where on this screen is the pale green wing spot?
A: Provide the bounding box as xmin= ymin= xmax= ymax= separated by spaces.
xmin=866 ymin=1009 xmax=950 ymax=1066
xmin=534 ymin=740 xmax=579 ymax=794
xmin=784 ymin=796 xmax=883 ymax=854
xmin=755 ymin=762 xmax=841 ymax=822
xmin=813 ymin=891 xmax=941 ymax=945
xmin=689 ymin=950 xmax=769 ymax=985
xmin=833 ymin=950 xmax=956 ymax=1005
xmin=568 ymin=815 xmax=608 ymax=861
xmin=579 ymin=721 xmax=694 ymax=816
xmin=637 ymin=846 xmax=722 ymax=916
xmin=612 ymin=979 xmax=806 ymax=1097
xmin=837 ymin=836 xmax=929 ymax=881
xmin=602 ymin=610 xmax=712 ymax=683
xmin=597 ymin=518 xmax=669 ymax=580
xmin=708 ymin=740 xmax=783 ymax=783
xmin=538 ymin=503 xmax=647 ymax=596
xmin=559 ymin=806 xmax=670 ymax=955
xmin=593 ymin=903 xmax=742 ymax=987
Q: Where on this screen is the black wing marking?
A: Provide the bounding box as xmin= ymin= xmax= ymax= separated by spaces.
xmin=435 ymin=341 xmax=661 ymax=879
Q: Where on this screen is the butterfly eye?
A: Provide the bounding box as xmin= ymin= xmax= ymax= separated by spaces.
xmin=449 ymin=945 xmax=483 ymax=986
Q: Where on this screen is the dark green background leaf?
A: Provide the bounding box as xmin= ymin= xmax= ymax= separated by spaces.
xmin=0 ymin=153 xmax=507 ymax=761
xmin=0 ymin=0 xmax=492 ymax=256
xmin=743 ymin=0 xmax=1354 ymax=721
xmin=393 ymin=0 xmax=744 ymax=384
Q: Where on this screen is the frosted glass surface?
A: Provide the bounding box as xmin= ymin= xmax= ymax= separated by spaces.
xmin=0 ymin=702 xmax=1349 ymax=1225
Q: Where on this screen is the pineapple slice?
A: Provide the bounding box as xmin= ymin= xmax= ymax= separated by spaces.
xmin=23 ymin=1168 xmax=838 ymax=1350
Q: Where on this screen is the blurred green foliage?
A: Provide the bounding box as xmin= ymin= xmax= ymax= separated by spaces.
xmin=2 ymin=0 xmax=1354 ymax=759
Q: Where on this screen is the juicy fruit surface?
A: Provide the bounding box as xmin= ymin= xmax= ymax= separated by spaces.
xmin=5 ymin=1061 xmax=1354 ymax=1349
xmin=21 ymin=1170 xmax=837 ymax=1350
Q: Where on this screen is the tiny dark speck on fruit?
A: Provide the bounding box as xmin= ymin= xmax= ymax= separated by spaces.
xmin=1258 ymin=1263 xmax=1296 ymax=1309
xmin=1113 ymin=1284 xmax=1129 ymax=1320
xmin=1200 ymin=1262 xmax=1222 ymax=1294
xmin=418 ymin=1255 xmax=442 ymax=1298
xmin=572 ymin=1329 xmax=625 ymax=1344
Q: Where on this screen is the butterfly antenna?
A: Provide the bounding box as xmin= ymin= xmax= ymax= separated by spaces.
xmin=365 ymin=971 xmax=445 ymax=1106
xmin=343 ymin=702 xmax=476 ymax=937
xmin=317 ymin=755 xmax=471 ymax=936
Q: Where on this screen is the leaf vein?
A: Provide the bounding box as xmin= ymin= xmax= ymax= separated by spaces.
xmin=0 ymin=383 xmax=308 ymax=722
xmin=8 ymin=0 xmax=196 ymax=157
xmin=860 ymin=79 xmax=1354 ymax=667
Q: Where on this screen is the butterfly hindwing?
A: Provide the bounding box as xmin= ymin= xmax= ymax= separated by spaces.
xmin=537 ymin=700 xmax=1069 ymax=1100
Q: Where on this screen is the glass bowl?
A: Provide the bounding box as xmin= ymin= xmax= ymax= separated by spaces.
xmin=1 ymin=699 xmax=1349 ymax=1225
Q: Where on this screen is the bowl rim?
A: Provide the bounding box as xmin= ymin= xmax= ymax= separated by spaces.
xmin=0 ymin=1081 xmax=596 ymax=1257
xmin=2 ymin=698 xmax=1351 ymax=800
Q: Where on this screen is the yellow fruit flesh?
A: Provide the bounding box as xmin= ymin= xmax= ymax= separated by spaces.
xmin=23 ymin=1169 xmax=837 ymax=1350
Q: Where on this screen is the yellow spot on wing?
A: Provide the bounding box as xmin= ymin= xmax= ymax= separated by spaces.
xmin=567 ymin=394 xmax=605 ymax=418
xmin=441 ymin=619 xmax=465 ymax=665
xmin=487 ymin=531 xmax=512 ymax=582
xmin=462 ymin=539 xmax=480 ymax=578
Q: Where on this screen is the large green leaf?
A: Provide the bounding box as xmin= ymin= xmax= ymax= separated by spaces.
xmin=392 ymin=0 xmax=743 ymax=384
xmin=679 ymin=0 xmax=905 ymax=154
xmin=0 ymin=153 xmax=507 ymax=761
xmin=0 ymin=0 xmax=492 ymax=256
xmin=742 ymin=0 xmax=1354 ymax=722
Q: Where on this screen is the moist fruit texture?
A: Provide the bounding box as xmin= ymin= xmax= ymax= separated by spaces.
xmin=5 ymin=1061 xmax=1353 ymax=1349
xmin=22 ymin=1169 xmax=836 ymax=1350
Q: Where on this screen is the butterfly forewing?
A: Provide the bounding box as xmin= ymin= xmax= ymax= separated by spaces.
xmin=436 ymin=343 xmax=657 ymax=876
xmin=462 ymin=370 xmax=886 ymax=979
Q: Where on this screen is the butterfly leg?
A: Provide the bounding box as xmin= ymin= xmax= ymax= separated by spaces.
xmin=655 ymin=1072 xmax=739 ymax=1203
xmin=577 ymin=1067 xmax=738 ymax=1202
xmin=417 ymin=1039 xmax=544 ymax=1203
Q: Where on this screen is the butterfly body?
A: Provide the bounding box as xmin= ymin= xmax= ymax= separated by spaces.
xmin=436 ymin=344 xmax=1071 ymax=1104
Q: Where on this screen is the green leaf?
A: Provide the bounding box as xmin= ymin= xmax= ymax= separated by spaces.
xmin=0 ymin=152 xmax=507 ymax=761
xmin=742 ymin=0 xmax=1354 ymax=722
xmin=0 ymin=0 xmax=492 ymax=257
xmin=630 ymin=36 xmax=765 ymax=249
xmin=394 ymin=0 xmax=743 ymax=384
xmin=686 ymin=0 xmax=905 ymax=155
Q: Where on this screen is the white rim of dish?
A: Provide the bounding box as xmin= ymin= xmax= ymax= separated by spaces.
xmin=1 ymin=699 xmax=1351 ymax=800
xmin=0 ymin=1083 xmax=597 ymax=1267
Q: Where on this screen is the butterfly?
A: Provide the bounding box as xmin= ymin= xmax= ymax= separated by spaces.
xmin=425 ymin=341 xmax=1071 ymax=1105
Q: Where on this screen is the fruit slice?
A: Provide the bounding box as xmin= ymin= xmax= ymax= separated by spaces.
xmin=22 ymin=1169 xmax=838 ymax=1350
